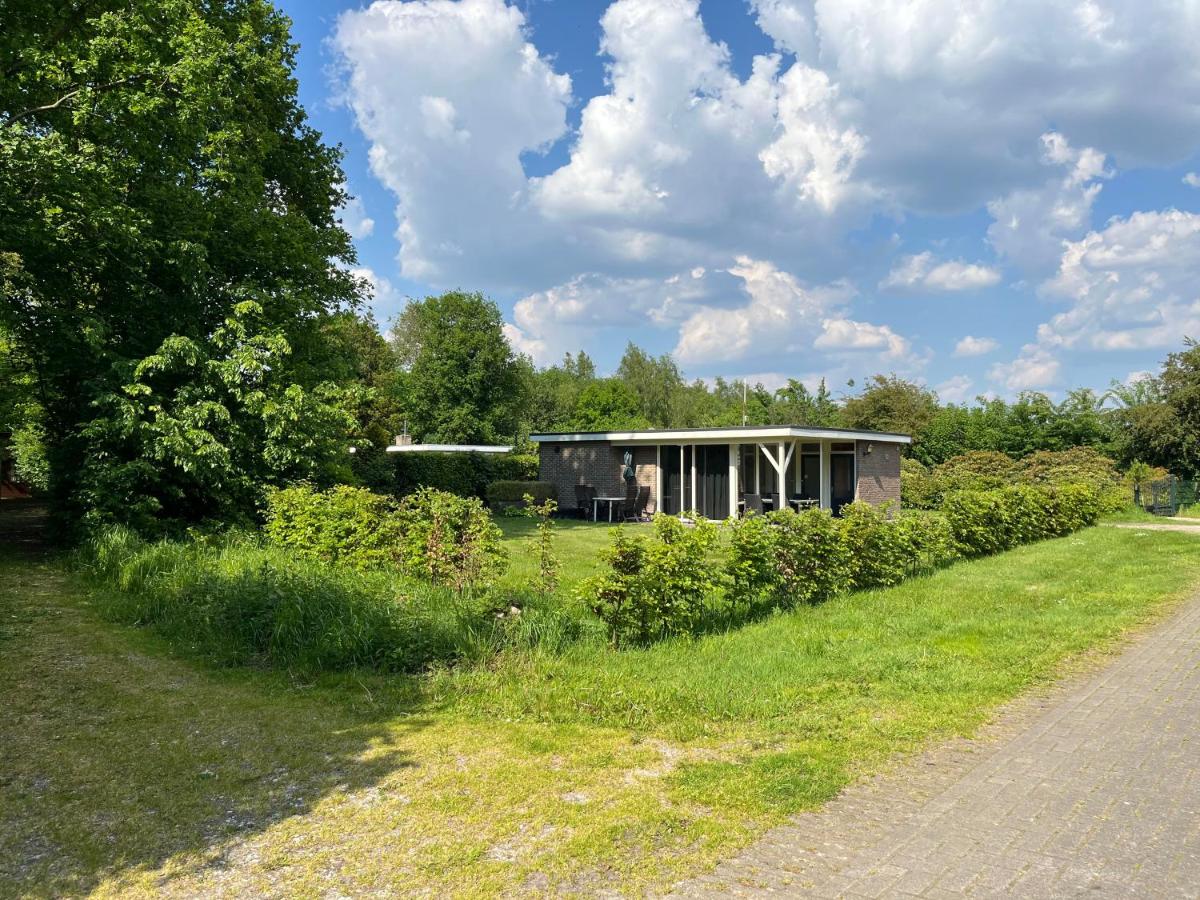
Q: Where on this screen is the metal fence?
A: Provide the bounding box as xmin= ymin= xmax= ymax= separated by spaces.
xmin=1135 ymin=477 xmax=1200 ymax=516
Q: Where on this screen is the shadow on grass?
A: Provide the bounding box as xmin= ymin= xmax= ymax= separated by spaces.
xmin=0 ymin=504 xmax=439 ymax=896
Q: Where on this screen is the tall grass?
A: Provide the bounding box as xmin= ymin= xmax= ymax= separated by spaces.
xmin=76 ymin=527 xmax=601 ymax=673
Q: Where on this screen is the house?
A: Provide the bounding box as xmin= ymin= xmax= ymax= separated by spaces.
xmin=530 ymin=425 xmax=910 ymax=519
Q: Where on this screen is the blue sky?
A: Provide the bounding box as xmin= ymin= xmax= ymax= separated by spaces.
xmin=277 ymin=0 xmax=1200 ymax=402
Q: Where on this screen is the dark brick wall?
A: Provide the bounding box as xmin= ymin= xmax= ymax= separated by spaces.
xmin=537 ymin=442 xmax=658 ymax=512
xmin=855 ymin=440 xmax=902 ymax=508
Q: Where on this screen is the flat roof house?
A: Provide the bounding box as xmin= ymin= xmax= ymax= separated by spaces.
xmin=531 ymin=425 xmax=911 ymax=520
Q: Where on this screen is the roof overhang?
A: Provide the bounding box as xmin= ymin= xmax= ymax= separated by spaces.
xmin=529 ymin=426 xmax=911 ymax=445
xmin=386 ymin=444 xmax=513 ymax=454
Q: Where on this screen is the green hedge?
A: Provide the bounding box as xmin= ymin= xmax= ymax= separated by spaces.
xmin=265 ymin=483 xmax=507 ymax=592
xmin=586 ymin=483 xmax=1101 ymax=644
xmin=486 ymin=480 xmax=557 ymax=505
xmin=942 ymin=483 xmax=1100 ymax=556
xmin=265 ymin=484 xmax=403 ymax=569
xmin=391 ymin=452 xmax=538 ymax=499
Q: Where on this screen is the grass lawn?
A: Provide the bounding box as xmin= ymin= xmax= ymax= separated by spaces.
xmin=3 ymin=517 xmax=1200 ymax=897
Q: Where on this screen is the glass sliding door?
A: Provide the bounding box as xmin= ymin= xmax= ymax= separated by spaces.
xmin=661 ymin=444 xmax=691 ymax=515
xmin=695 ymin=444 xmax=730 ymax=520
xmin=661 ymin=444 xmax=730 ymax=519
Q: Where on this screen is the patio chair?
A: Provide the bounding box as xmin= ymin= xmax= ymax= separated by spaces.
xmin=574 ymin=484 xmax=596 ymax=520
xmin=620 ymin=481 xmax=640 ymax=521
xmin=765 ymin=492 xmax=781 ymax=512
xmin=628 ymin=484 xmax=650 ymax=521
xmin=742 ymin=493 xmax=764 ymax=516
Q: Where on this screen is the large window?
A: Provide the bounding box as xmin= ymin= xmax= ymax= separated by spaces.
xmin=661 ymin=444 xmax=731 ymax=519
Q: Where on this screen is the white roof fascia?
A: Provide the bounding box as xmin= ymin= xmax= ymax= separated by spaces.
xmin=528 ymin=427 xmax=911 ymax=445
xmin=385 ymin=444 xmax=513 ymax=454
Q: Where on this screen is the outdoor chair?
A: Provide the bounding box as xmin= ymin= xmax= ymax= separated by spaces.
xmin=628 ymin=484 xmax=650 ymax=521
xmin=574 ymin=484 xmax=596 ymax=520
xmin=742 ymin=493 xmax=764 ymax=516
xmin=765 ymin=492 xmax=781 ymax=512
xmin=620 ymin=481 xmax=640 ymax=521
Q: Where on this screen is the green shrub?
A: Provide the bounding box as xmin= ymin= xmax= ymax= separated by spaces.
xmin=392 ymin=452 xmax=538 ymax=499
xmin=893 ymin=511 xmax=959 ymax=573
xmin=486 ymin=480 xmax=557 ymax=505
xmin=934 ymin=451 xmax=1019 ymax=492
xmin=943 ymin=483 xmax=1100 ymax=556
xmin=839 ymin=502 xmax=911 ymax=589
xmin=900 ymin=458 xmax=942 ymax=509
xmin=1002 ymin=484 xmax=1052 ymax=546
xmin=1044 ymin=483 xmax=1102 ymax=534
xmin=942 ymin=489 xmax=1013 ymax=557
xmin=524 ymin=493 xmax=560 ymax=597
xmin=724 ymin=512 xmax=779 ymax=611
xmin=264 ymin=484 xmax=403 ymax=569
xmin=770 ymin=508 xmax=854 ymax=606
xmin=583 ymin=514 xmax=720 ymax=645
xmin=1017 ymin=448 xmax=1123 ymax=513
xmin=395 ymin=487 xmax=507 ymax=594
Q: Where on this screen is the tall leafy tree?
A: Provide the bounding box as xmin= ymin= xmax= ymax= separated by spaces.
xmin=525 ymin=350 xmax=597 ymax=432
xmin=841 ymin=375 xmax=939 ymax=450
xmin=1 ymin=0 xmax=359 ymax=526
xmin=391 ymin=291 xmax=525 ymax=444
xmin=616 ymin=343 xmax=685 ymax=427
xmin=570 ymin=379 xmax=648 ymax=431
xmin=769 ymin=378 xmax=839 ymax=427
xmin=1153 ymin=339 xmax=1200 ymax=476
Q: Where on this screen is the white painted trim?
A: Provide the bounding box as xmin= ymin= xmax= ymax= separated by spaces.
xmin=530 ymin=426 xmax=911 ymax=445
xmin=819 ymin=442 xmax=831 ymax=510
xmin=386 ymin=444 xmax=512 ymax=454
xmin=728 ymin=442 xmax=740 ymax=520
xmin=759 ymin=442 xmax=783 ymax=474
xmin=690 ymin=444 xmax=697 ymax=516
xmin=655 ymin=445 xmax=663 ymax=512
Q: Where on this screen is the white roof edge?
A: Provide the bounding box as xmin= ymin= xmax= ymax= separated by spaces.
xmin=386 ymin=444 xmax=513 ymax=454
xmin=529 ymin=428 xmax=911 ymax=445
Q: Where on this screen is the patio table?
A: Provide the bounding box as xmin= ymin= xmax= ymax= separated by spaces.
xmin=789 ymin=498 xmax=819 ymax=512
xmin=593 ymin=496 xmax=624 ymax=522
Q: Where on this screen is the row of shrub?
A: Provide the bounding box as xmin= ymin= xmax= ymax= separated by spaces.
xmin=584 ymin=482 xmax=1101 ymax=645
xmin=263 ymin=484 xmax=507 ymax=594
xmin=902 ymin=447 xmax=1128 ymax=512
xmin=350 ymin=447 xmax=539 ymax=500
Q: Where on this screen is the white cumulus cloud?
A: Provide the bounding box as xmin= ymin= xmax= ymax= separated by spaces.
xmin=333 ymin=0 xmax=572 ymax=288
xmin=338 ymin=189 xmax=375 ymax=239
xmin=990 ymin=345 xmax=1062 ymax=392
xmin=987 ymin=132 xmax=1112 ymax=276
xmin=953 ymin=335 xmax=999 ymax=358
xmin=935 ymin=374 xmax=975 ymax=404
xmin=1184 ymin=172 xmax=1200 ymax=188
xmin=881 ymin=252 xmax=1001 ymax=292
xmin=752 ymin=1 xmax=1200 ymax=212
xmin=1037 ymin=209 xmax=1200 ymax=352
xmin=990 ymin=208 xmax=1200 ymax=393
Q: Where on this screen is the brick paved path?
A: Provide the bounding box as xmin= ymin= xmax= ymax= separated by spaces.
xmin=676 ymin=594 xmax=1200 ymax=898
